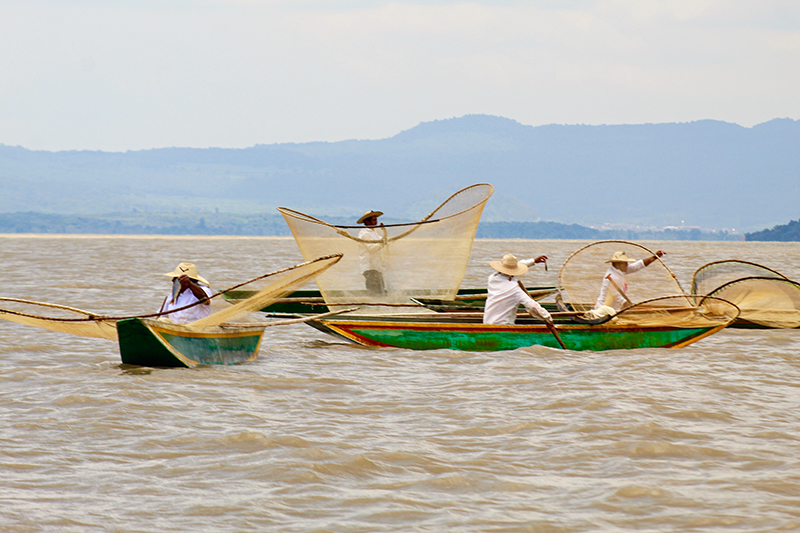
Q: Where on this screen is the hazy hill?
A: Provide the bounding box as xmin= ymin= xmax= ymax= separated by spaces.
xmin=746 ymin=219 xmax=800 ymax=241
xmin=1 ymin=115 xmax=797 ymax=232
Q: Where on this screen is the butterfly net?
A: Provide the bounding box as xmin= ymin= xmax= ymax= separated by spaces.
xmin=610 ymin=295 xmax=739 ymax=329
xmin=0 ymin=255 xmax=342 ymax=339
xmin=705 ymin=277 xmax=800 ymax=329
xmin=278 ymin=184 xmax=493 ymax=314
xmin=0 ymin=298 xmax=119 ymax=340
xmin=691 ymin=260 xmax=788 ymax=296
xmin=559 ymin=240 xmax=689 ymax=313
xmin=189 ymin=254 xmax=341 ymax=327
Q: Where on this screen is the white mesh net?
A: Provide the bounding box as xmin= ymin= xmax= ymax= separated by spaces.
xmin=611 ymin=295 xmax=739 ymax=328
xmin=278 ymin=184 xmax=493 ymax=314
xmin=706 ymin=277 xmax=800 ymax=329
xmin=190 ymin=254 xmax=341 ymax=327
xmin=0 ymin=298 xmax=119 ymax=340
xmin=559 ymin=240 xmax=688 ymax=313
xmin=0 ymin=255 xmax=343 ymax=339
xmin=691 ymin=260 xmax=788 ymax=296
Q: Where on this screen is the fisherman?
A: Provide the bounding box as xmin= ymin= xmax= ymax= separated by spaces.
xmin=594 ymin=250 xmax=665 ymax=313
xmin=158 ymin=262 xmax=213 ymax=324
xmin=357 ymin=210 xmax=387 ymax=295
xmin=483 ymin=254 xmax=552 ymax=325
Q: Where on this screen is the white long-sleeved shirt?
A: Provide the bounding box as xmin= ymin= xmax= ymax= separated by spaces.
xmin=483 ymin=272 xmax=551 ymax=325
xmin=358 ymin=227 xmax=386 ymax=273
xmin=161 ymin=284 xmax=213 ymax=324
xmin=594 ymin=260 xmax=645 ymax=311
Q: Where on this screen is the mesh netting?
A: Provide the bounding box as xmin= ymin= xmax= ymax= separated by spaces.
xmin=278 ymin=184 xmax=493 ymax=314
xmin=559 ymin=240 xmax=688 ymax=313
xmin=190 ymin=254 xmax=341 ymax=327
xmin=0 ymin=298 xmax=119 ymax=340
xmin=705 ymin=277 xmax=800 ymax=329
xmin=610 ymin=295 xmax=739 ymax=328
xmin=0 ymin=254 xmax=342 ymax=339
xmin=691 ymin=260 xmax=788 ymax=296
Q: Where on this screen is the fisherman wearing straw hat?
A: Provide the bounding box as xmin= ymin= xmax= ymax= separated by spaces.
xmin=594 ymin=250 xmax=665 ymax=312
xmin=158 ymin=262 xmax=213 ymax=323
xmin=483 ymin=254 xmax=552 ymax=325
xmin=357 ymin=210 xmax=387 ymax=295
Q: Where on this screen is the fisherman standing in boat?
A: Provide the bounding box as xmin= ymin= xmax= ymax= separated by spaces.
xmin=158 ymin=262 xmax=213 ymax=323
xmin=594 ymin=250 xmax=665 ymax=312
xmin=357 ymin=210 xmax=388 ymax=295
xmin=483 ymin=254 xmax=552 ymax=325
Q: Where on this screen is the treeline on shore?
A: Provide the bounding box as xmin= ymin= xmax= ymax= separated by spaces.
xmin=744 ymin=219 xmax=800 ymax=242
xmin=0 ymin=212 xmax=752 ymax=241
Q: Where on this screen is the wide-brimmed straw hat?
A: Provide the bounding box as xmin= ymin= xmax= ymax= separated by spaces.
xmin=490 ymin=254 xmax=529 ymax=277
xmin=163 ymin=262 xmax=209 ymax=286
xmin=357 ymin=210 xmax=383 ymax=224
xmin=606 ymin=251 xmax=636 ymax=263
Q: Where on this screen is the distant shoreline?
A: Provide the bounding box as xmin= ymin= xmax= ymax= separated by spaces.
xmin=0 ymin=212 xmax=747 ymax=241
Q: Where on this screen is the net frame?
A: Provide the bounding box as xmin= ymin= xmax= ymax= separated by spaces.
xmin=691 ymin=259 xmax=788 ymax=296
xmin=558 ymin=240 xmax=688 ymax=313
xmin=278 ymin=183 xmax=494 ymax=313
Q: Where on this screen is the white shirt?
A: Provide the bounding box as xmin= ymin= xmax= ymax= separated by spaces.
xmin=358 ymin=227 xmax=386 ymax=273
xmin=483 ymin=272 xmax=552 ymax=325
xmin=594 ymin=260 xmax=645 ymax=311
xmin=161 ymin=284 xmax=213 ymax=324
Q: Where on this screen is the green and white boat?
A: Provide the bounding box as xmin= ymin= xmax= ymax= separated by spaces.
xmin=307 ymin=296 xmax=740 ymax=352
xmin=116 ymin=318 xmax=266 ymax=368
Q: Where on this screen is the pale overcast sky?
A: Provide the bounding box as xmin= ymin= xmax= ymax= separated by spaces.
xmin=1 ymin=0 xmax=798 ymax=151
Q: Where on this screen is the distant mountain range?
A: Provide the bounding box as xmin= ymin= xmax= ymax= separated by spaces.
xmin=1 ymin=115 xmax=798 ymax=233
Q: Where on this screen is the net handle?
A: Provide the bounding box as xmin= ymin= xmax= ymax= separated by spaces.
xmin=276 ymin=183 xmax=493 ymax=241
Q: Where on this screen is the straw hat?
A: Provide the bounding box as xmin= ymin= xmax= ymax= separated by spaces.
xmin=163 ymin=262 xmax=209 ymax=286
xmin=490 ymin=254 xmax=529 ymax=277
xmin=606 ymin=251 xmax=635 ymax=263
xmin=357 ymin=210 xmax=383 ymax=224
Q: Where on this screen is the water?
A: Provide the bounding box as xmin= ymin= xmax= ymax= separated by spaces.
xmin=2 ymin=236 xmax=800 ymax=532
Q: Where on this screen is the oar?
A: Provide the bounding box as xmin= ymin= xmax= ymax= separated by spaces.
xmin=518 ymin=280 xmax=566 ymax=349
xmin=606 ymin=275 xmax=634 ymax=308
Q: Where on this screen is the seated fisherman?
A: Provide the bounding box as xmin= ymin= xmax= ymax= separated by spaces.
xmin=483 ymin=254 xmax=552 ymax=325
xmin=158 ymin=262 xmax=213 ymax=324
xmin=594 ymin=250 xmax=665 ymax=312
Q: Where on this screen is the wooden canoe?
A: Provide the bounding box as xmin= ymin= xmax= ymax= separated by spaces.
xmin=116 ymin=318 xmax=266 ymax=368
xmin=306 ymin=313 xmax=731 ymax=352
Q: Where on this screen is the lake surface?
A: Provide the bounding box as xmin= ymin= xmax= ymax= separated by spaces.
xmin=2 ymin=235 xmax=800 ymax=532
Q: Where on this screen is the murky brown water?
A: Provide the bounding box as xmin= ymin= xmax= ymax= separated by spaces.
xmin=2 ymin=236 xmax=799 ymax=532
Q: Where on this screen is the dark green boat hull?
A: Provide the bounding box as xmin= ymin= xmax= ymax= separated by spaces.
xmin=117 ymin=318 xmax=266 ymax=367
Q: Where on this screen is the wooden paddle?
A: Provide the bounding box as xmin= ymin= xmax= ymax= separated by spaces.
xmin=518 ymin=280 xmax=566 ymax=349
xmin=606 ymin=275 xmax=634 ymax=308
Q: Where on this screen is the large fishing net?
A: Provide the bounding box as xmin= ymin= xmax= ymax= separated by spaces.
xmin=691 ymin=260 xmax=788 ymax=296
xmin=0 ymin=299 xmax=119 ymax=340
xmin=0 ymin=255 xmax=343 ymax=340
xmin=278 ymin=183 xmax=493 ymax=313
xmin=609 ymin=295 xmax=739 ymax=329
xmin=559 ymin=240 xmax=688 ymax=313
xmin=705 ymin=277 xmax=800 ymax=329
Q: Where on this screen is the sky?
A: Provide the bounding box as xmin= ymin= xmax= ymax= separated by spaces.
xmin=1 ymin=0 xmax=798 ymax=152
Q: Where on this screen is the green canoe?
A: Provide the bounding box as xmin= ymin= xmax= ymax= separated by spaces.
xmin=306 ymin=313 xmax=731 ymax=352
xmin=116 ymin=317 xmax=266 ymax=367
